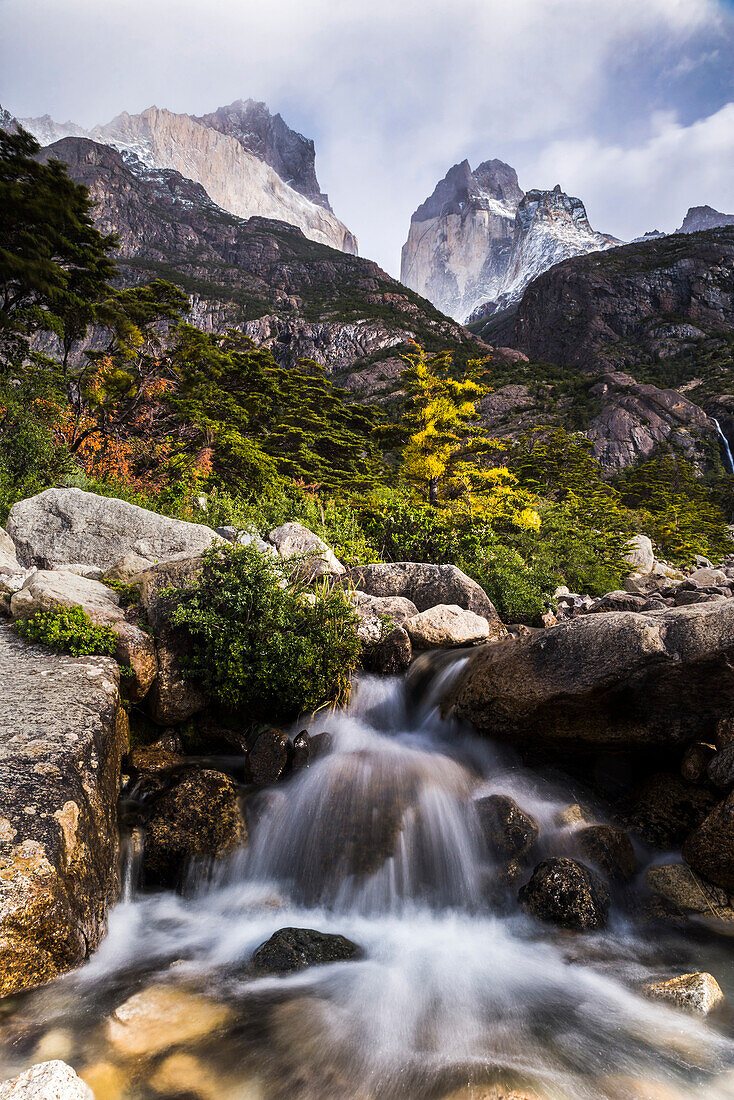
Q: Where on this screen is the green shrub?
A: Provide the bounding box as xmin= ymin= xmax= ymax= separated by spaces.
xmin=165 ymin=542 xmax=362 ymax=723
xmin=14 ymin=605 xmax=117 ymax=657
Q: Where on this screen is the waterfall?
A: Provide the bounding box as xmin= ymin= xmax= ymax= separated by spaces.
xmin=713 ymin=417 xmax=734 ymax=474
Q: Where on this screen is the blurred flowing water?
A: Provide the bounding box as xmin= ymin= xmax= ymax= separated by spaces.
xmin=2 ymin=654 xmax=734 ymax=1099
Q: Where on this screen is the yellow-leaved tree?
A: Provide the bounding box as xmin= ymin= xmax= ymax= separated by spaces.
xmin=399 ymin=344 xmax=540 ymax=529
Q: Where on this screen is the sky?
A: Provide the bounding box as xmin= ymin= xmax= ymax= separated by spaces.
xmin=2 ymin=0 xmax=734 ymax=276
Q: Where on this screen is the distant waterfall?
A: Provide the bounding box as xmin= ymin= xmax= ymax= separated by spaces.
xmin=713 ymin=417 xmax=734 ymax=474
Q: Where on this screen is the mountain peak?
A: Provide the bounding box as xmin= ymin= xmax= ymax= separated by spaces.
xmin=678 ymin=205 xmax=734 ymax=234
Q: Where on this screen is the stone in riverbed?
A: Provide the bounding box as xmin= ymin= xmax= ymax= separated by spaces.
xmin=362 ymin=625 xmax=413 ymax=674
xmin=251 ymin=927 xmax=361 ymax=975
xmin=6 ymin=487 xmax=222 ymax=570
xmin=518 ymin=857 xmax=610 ymax=930
xmin=0 ymin=626 xmax=127 ymax=998
xmin=142 ymin=769 xmax=247 ymax=887
xmin=575 ymin=824 xmax=637 ymax=881
xmin=680 ymin=741 xmax=716 ymax=783
xmin=625 ymin=772 xmax=717 ymax=848
xmin=644 ymin=862 xmax=728 ymax=914
xmin=641 ymin=972 xmax=724 ymax=1015
xmin=106 ymin=985 xmax=233 ymax=1057
xmin=475 ymin=794 xmax=538 ymax=861
xmin=249 ymin=728 xmax=292 ymax=784
xmin=0 ymin=1061 xmax=93 ymax=1099
xmin=405 ymin=604 xmax=495 ymax=649
xmin=682 ymin=788 xmax=734 ymax=891
xmin=706 ymin=741 xmax=734 ymax=788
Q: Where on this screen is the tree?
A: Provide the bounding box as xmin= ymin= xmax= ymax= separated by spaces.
xmin=0 ymin=126 xmax=117 ymax=366
xmin=398 ymin=343 xmax=539 ymax=527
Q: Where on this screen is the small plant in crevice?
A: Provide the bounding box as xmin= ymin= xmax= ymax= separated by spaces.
xmin=14 ymin=605 xmax=117 ymax=658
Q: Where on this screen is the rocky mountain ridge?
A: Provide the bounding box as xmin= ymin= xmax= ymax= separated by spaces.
xmin=401 ymin=160 xmax=616 ymax=322
xmin=19 ymin=100 xmax=357 ymax=255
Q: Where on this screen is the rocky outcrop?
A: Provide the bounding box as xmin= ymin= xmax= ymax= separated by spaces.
xmin=678 ymin=206 xmax=734 ymax=234
xmin=0 ymin=626 xmax=127 ymax=997
xmin=27 ymin=103 xmax=357 ymax=253
xmin=505 ymin=227 xmax=734 ymax=371
xmin=585 ymin=372 xmax=714 ymax=471
xmin=448 ymin=601 xmax=734 ymax=749
xmin=401 ymin=159 xmax=522 ymax=322
xmin=348 ymin=562 xmax=500 ymax=620
xmin=0 ymin=1061 xmax=93 ymax=1099
xmin=7 ymin=487 xmax=222 ymax=570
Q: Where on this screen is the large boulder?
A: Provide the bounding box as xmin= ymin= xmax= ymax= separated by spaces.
xmin=6 ymin=488 xmax=222 ymax=570
xmin=518 ymin=857 xmax=610 ymax=930
xmin=448 ymin=602 xmax=734 ymax=748
xmin=348 ymin=562 xmax=499 ymax=619
xmin=142 ymin=769 xmax=247 ymax=887
xmin=0 ymin=626 xmax=127 ymax=997
xmin=682 ymin=789 xmax=734 ymax=891
xmin=404 ymin=604 xmax=495 ymax=649
xmin=268 ymin=522 xmax=344 ymax=582
xmin=350 ymin=591 xmax=418 ymax=626
xmin=0 ymin=526 xmax=21 ymax=575
xmin=623 ymin=534 xmax=654 ymax=575
xmin=0 ymin=1061 xmax=93 ymax=1099
xmin=362 ymin=626 xmax=413 ymax=674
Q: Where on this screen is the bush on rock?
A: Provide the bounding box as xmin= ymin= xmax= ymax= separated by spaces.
xmin=165 ymin=542 xmax=361 ymax=723
xmin=14 ymin=605 xmax=117 ymax=658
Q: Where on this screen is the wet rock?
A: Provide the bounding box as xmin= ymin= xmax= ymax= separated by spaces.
xmin=405 ymin=604 xmax=495 ymax=649
xmin=348 ymin=561 xmax=499 ymax=619
xmin=680 ymin=742 xmax=716 ymax=783
xmin=149 ymin=1052 xmax=243 ymax=1100
xmin=641 ymin=972 xmax=724 ymax=1015
xmin=146 ymin=626 xmax=207 ymax=725
xmin=78 ymin=1062 xmax=129 ymax=1100
xmin=268 ymin=522 xmax=344 ymax=582
xmin=449 ymin=602 xmax=734 ymax=748
xmin=624 ymin=535 xmax=654 ymax=575
xmin=645 ymin=862 xmax=728 ymax=914
xmin=102 ymin=551 xmax=153 ymax=584
xmin=6 ymin=487 xmax=222 ymax=569
xmin=143 ymin=770 xmax=247 ymax=886
xmin=682 ymin=788 xmax=734 ymax=891
xmin=106 ymin=985 xmax=232 ymax=1057
xmin=575 ymin=825 xmax=637 ymax=881
xmin=554 ymin=803 xmax=596 ymax=829
xmin=249 ymin=728 xmax=292 ymax=784
xmin=310 ymin=731 xmax=334 ymax=760
xmin=518 ymin=857 xmax=610 ymax=930
xmin=0 ymin=626 xmax=127 ymax=998
xmin=0 ymin=1061 xmax=93 ymax=1099
xmin=475 ymin=794 xmax=539 ymax=861
xmin=251 ymin=926 xmax=361 ymax=975
xmin=625 ymin=773 xmax=717 ymax=848
xmin=707 ymin=741 xmax=734 ymax=788
xmin=292 ymin=730 xmax=312 ymax=768
xmin=126 ymin=744 xmax=183 ymax=773
xmin=362 ymin=626 xmax=412 ymax=674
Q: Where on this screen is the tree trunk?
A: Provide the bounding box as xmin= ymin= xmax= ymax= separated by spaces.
xmin=428 ymin=477 xmax=439 ymax=506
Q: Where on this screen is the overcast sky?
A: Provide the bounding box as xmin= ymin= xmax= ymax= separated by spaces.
xmin=2 ymin=0 xmax=734 ymax=276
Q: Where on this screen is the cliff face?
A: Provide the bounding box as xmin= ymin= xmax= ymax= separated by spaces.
xmin=506 ymin=228 xmax=734 ymax=370
xmin=193 ymin=99 xmax=331 ymax=210
xmin=478 ymin=185 xmax=617 ymax=318
xmin=36 ymin=137 xmax=476 ymax=387
xmin=400 ymin=160 xmax=523 ymax=322
xmin=21 ymin=103 xmax=357 ymax=256
xmin=401 ymin=164 xmax=616 ymax=323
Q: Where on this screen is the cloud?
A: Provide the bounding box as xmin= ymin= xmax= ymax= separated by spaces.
xmin=531 ymin=101 xmax=734 ymax=240
xmin=1 ymin=0 xmax=733 ymax=273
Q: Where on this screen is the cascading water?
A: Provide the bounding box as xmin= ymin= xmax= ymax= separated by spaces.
xmin=713 ymin=417 xmax=734 ymax=475
xmin=2 ymin=657 xmax=734 ymax=1099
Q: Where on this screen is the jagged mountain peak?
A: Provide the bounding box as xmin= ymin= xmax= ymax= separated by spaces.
xmin=678 ymin=205 xmax=734 ymax=234
xmin=411 ymin=158 xmax=521 ymax=225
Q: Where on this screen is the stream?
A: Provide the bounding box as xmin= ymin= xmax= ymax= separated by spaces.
xmin=2 ymin=655 xmax=734 ymax=1099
